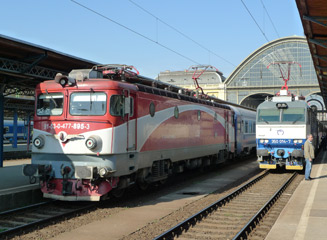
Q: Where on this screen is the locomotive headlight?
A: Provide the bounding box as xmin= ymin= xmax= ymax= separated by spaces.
xmin=294 ymin=140 xmax=298 ymax=143
xmin=276 ymin=102 xmax=288 ymax=109
xmin=59 ymin=78 xmax=67 ymax=86
xmin=264 ymin=139 xmax=269 ymax=143
xmin=98 ymin=167 xmax=108 ymax=178
xmin=260 ymin=139 xmax=264 ymax=143
xmin=298 ymin=140 xmax=303 ymax=143
xmin=86 ymin=137 xmax=97 ymax=149
xmin=85 ymin=136 xmax=102 ymax=150
xmin=33 ymin=136 xmax=45 ymax=148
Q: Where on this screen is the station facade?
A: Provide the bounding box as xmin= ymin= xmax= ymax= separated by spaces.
xmin=159 ymin=36 xmax=322 ymax=110
xmin=157 ymin=68 xmax=226 ymax=100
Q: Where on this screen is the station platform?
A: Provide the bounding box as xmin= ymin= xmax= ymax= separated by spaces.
xmin=0 ymin=158 xmax=41 ymax=212
xmin=3 ymin=158 xmax=31 ymax=167
xmin=3 ymin=143 xmax=31 ymax=159
xmin=3 ymin=143 xmax=31 ymax=152
xmin=266 ymin=150 xmax=327 ymax=240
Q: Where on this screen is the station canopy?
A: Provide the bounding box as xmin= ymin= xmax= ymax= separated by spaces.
xmin=296 ymin=0 xmax=327 ymax=107
xmin=0 ymin=34 xmax=98 ymax=117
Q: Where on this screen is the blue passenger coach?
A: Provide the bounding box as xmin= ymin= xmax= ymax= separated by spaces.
xmin=230 ymin=106 xmax=256 ymax=157
xmin=256 ymin=91 xmax=321 ymax=170
xmin=3 ymin=120 xmax=31 ymax=143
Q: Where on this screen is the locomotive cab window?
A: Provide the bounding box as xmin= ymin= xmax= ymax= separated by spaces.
xmin=70 ymin=92 xmax=107 ymax=116
xmin=282 ymin=108 xmax=305 ymax=123
xmin=37 ymin=92 xmax=64 ymax=116
xmin=110 ymin=95 xmax=134 ymax=117
xmin=257 ymin=109 xmax=280 ymax=123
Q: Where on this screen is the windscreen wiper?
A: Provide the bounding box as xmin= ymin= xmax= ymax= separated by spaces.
xmin=292 ymin=116 xmax=303 ymax=124
xmin=45 ymin=89 xmax=58 ymax=108
xmin=90 ymin=88 xmax=94 ymax=112
xmin=260 ymin=117 xmax=269 ymax=124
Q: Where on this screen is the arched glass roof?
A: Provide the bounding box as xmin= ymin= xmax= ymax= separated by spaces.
xmin=225 ymin=36 xmax=317 ymax=89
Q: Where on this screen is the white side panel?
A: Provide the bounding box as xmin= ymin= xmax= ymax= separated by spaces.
xmin=256 ymin=124 xmax=307 ymax=139
xmin=32 ymin=127 xmax=113 ymax=154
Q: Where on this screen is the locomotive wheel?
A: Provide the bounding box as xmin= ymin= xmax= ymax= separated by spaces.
xmin=137 ymin=180 xmax=150 ymax=191
xmin=111 ymin=188 xmax=125 ymax=198
xmin=159 ymin=179 xmax=167 ymax=185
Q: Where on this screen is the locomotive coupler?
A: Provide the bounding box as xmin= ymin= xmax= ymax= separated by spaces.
xmin=62 ymin=179 xmax=73 ymax=196
xmin=62 ymin=173 xmax=73 ymax=196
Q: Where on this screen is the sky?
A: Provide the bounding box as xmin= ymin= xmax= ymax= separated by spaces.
xmin=0 ymin=0 xmax=304 ymax=78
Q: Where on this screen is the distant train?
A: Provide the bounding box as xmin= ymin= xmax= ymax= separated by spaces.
xmin=256 ymin=90 xmax=324 ymax=170
xmin=23 ymin=65 xmax=256 ymax=201
xmin=3 ymin=120 xmax=32 ymax=143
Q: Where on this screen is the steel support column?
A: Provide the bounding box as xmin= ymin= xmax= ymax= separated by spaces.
xmin=13 ymin=110 xmax=18 ymax=148
xmin=0 ymin=86 xmax=4 ymax=167
xmin=26 ymin=114 xmax=31 ymax=152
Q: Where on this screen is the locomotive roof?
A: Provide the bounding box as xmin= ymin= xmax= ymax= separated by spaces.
xmin=37 ymin=64 xmax=256 ymax=112
xmin=36 ymin=78 xmax=139 ymax=92
xmin=257 ymin=99 xmax=308 ymax=109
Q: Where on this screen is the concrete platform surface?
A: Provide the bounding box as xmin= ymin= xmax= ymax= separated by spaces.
xmin=3 ymin=158 xmax=31 ymax=167
xmin=0 ymin=159 xmax=42 ymax=212
xmin=266 ymin=150 xmax=327 ymax=240
xmin=51 ymin=160 xmax=259 ymax=240
xmin=0 ymin=164 xmax=34 ymax=190
xmin=3 ymin=143 xmax=31 ymax=152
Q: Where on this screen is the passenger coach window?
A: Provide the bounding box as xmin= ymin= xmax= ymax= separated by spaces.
xmin=70 ymin=92 xmax=107 ymax=116
xmin=37 ymin=92 xmax=64 ymax=116
xmin=245 ymin=121 xmax=249 ymax=133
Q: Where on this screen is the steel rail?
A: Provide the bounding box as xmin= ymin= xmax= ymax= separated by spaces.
xmin=0 ymin=200 xmax=55 ymax=216
xmin=0 ymin=201 xmax=96 ymax=237
xmin=232 ymin=171 xmax=297 ymax=240
xmin=153 ymin=170 xmax=269 ymax=240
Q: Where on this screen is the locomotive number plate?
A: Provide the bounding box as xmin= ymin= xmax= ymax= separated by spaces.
xmin=45 ymin=123 xmax=91 ymax=130
xmin=271 ymin=139 xmax=291 ymax=144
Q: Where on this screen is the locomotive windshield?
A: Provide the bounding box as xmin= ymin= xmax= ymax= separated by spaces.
xmin=282 ymin=108 xmax=305 ymax=123
xmin=257 ymin=109 xmax=280 ymax=123
xmin=36 ymin=92 xmax=64 ymax=116
xmin=70 ymin=92 xmax=107 ymax=116
xmin=257 ymin=107 xmax=305 ymax=124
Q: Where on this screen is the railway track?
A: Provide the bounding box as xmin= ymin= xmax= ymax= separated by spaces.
xmin=154 ymin=171 xmax=297 ymax=240
xmin=0 ymin=200 xmax=96 ymax=238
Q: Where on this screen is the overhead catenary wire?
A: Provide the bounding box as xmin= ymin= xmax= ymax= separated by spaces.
xmin=128 ymin=0 xmax=236 ymax=67
xmin=260 ymin=0 xmax=280 ymax=38
xmin=240 ymin=0 xmax=270 ymax=42
xmin=70 ymin=0 xmax=201 ymax=65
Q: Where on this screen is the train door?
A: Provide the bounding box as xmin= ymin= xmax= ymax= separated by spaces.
xmin=124 ymin=91 xmax=136 ymax=151
xmin=230 ymin=112 xmax=235 ymax=153
xmin=225 ymin=111 xmax=229 ymax=152
xmin=233 ymin=114 xmax=237 ymax=153
xmin=237 ymin=118 xmax=242 ymax=155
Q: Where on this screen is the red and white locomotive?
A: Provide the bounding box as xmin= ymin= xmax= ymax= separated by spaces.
xmin=23 ymin=65 xmax=255 ymax=201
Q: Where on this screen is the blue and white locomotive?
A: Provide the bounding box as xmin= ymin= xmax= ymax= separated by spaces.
xmin=256 ymin=90 xmax=321 ymax=170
